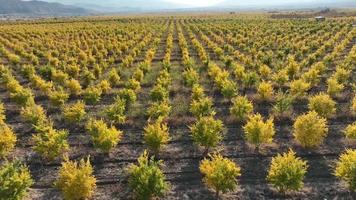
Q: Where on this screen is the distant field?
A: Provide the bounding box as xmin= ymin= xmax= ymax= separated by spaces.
xmin=0 ymin=15 xmax=355 ymax=199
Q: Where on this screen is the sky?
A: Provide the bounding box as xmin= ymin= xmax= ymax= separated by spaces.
xmin=35 ymin=0 xmax=356 ymax=10
xmin=162 ymin=0 xmax=225 ymax=7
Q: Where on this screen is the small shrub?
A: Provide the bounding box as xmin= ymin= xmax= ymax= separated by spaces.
xmin=118 ymin=88 xmax=137 ymax=105
xmin=83 ymin=86 xmax=102 ymax=105
xmin=132 ymin=68 xmax=144 ymax=82
xmin=243 ymin=114 xmax=275 ymax=151
xmin=273 ymin=69 xmax=289 ymax=86
xmin=106 ymin=97 xmax=127 ymax=124
xmin=344 ymin=123 xmax=356 ymax=139
xmin=230 ymin=95 xmax=253 ymax=121
xmin=191 ymin=84 xmax=205 ymax=101
xmin=32 ymin=126 xmax=69 ymax=161
xmin=272 ymin=91 xmax=294 ymax=117
xmin=257 ymin=81 xmax=274 ymax=100
xmin=128 ymin=150 xmax=169 ymax=200
xmin=147 ymin=101 xmax=171 ymax=120
xmin=267 ymin=150 xmax=308 ymax=193
xmin=55 ymin=156 xmax=96 ymax=200
xmin=98 ymin=80 xmax=111 ymax=94
xmin=221 ymin=80 xmax=237 ymax=99
xmin=334 ymin=149 xmax=356 ymax=191
xmin=200 ymin=153 xmax=241 ymax=199
xmin=290 ymin=79 xmax=310 ymax=98
xmin=293 ymin=111 xmax=328 ymax=148
xmin=144 ymin=120 xmax=170 ymax=154
xmin=183 ymin=67 xmax=199 ymax=87
xmin=190 ymin=116 xmax=224 ymax=153
xmin=86 ymin=119 xmax=122 ymax=153
xmin=126 ymin=78 xmax=141 ymax=92
xmin=20 ymin=104 xmax=47 ymax=126
xmin=259 ymin=64 xmax=272 ymax=80
xmin=108 ymin=68 xmax=120 ymax=86
xmin=65 ymin=79 xmax=82 ymax=96
xmin=333 ymin=67 xmax=351 ymax=84
xmin=327 ymin=78 xmax=344 ymax=97
xmin=49 ymin=89 xmax=69 ymax=107
xmin=301 ymin=68 xmax=320 ymax=86
xmin=0 ymin=161 xmax=33 ymax=200
xmin=63 ymin=101 xmax=86 ymax=123
xmin=308 ymin=93 xmax=336 ymax=118
xmin=0 ymin=123 xmax=17 ymax=158
xmin=150 ymin=84 xmax=169 ymax=102
xmin=10 ymin=88 xmax=35 ymax=107
xmin=242 ymin=71 xmax=259 ymax=88
xmin=190 ymin=97 xmax=215 ymax=117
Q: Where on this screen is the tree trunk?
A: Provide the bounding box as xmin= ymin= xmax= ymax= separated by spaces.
xmin=215 ymin=190 xmax=220 ymax=200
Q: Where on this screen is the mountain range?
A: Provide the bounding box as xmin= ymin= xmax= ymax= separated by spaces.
xmin=0 ymin=0 xmax=90 ymax=16
xmin=0 ymin=0 xmax=355 ymax=17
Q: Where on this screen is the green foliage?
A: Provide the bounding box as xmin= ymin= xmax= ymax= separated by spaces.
xmin=126 ymin=78 xmax=141 ymax=92
xmin=308 ymin=93 xmax=336 ymax=118
xmin=0 ymin=123 xmax=17 ymax=158
xmin=108 ymin=68 xmax=120 ymax=86
xmin=49 ymin=89 xmax=69 ymax=107
xmin=144 ymin=120 xmax=170 ymax=154
xmin=191 ymin=84 xmax=205 ymax=101
xmin=86 ymin=119 xmax=122 ymax=153
xmin=32 ymin=126 xmax=69 ymax=160
xmin=55 ymin=156 xmax=97 ymax=200
xmin=83 ymin=86 xmax=102 ymax=105
xmin=190 ymin=97 xmax=215 ymax=118
xmin=128 ymin=151 xmax=169 ymax=200
xmin=118 ymin=88 xmax=137 ymax=105
xmin=147 ymin=101 xmax=171 ymax=120
xmin=243 ymin=114 xmax=275 ymax=150
xmin=293 ymin=111 xmax=328 ymax=148
xmin=150 ymin=84 xmax=169 ymax=102
xmin=200 ymin=153 xmax=241 ymax=198
xmin=65 ymin=79 xmax=82 ymax=96
xmin=98 ymin=80 xmax=111 ymax=94
xmin=290 ymin=79 xmax=310 ymax=98
xmin=190 ymin=116 xmax=224 ymax=152
xmin=273 ymin=69 xmax=289 ymax=86
xmin=183 ymin=67 xmax=199 ymax=87
xmin=272 ymin=91 xmax=294 ymax=117
xmin=334 ymin=149 xmax=356 ymax=191
xmin=242 ymin=71 xmax=259 ymax=88
xmin=20 ymin=104 xmax=47 ymax=126
xmin=10 ymin=88 xmax=35 ymax=107
xmin=63 ymin=101 xmax=86 ymax=123
xmin=105 ymin=97 xmax=127 ymax=124
xmin=0 ymin=161 xmax=33 ymax=200
xmin=327 ymin=78 xmax=344 ymax=97
xmin=133 ymin=68 xmax=144 ymax=82
xmin=257 ymin=81 xmax=274 ymax=100
xmin=267 ymin=150 xmax=308 ymax=193
xmin=344 ymin=123 xmax=356 ymax=139
xmin=230 ymin=95 xmax=253 ymax=121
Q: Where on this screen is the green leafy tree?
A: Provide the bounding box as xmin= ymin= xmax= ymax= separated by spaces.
xmin=293 ymin=111 xmax=328 ymax=148
xmin=190 ymin=116 xmax=224 ymax=154
xmin=334 ymin=149 xmax=356 ymax=191
xmin=243 ymin=114 xmax=275 ymax=152
xmin=200 ymin=153 xmax=241 ymax=199
xmin=128 ymin=151 xmax=169 ymax=200
xmin=86 ymin=119 xmax=122 ymax=153
xmin=267 ymin=150 xmax=308 ymax=193
xmin=55 ymin=156 xmax=97 ymax=200
xmin=0 ymin=161 xmax=33 ymax=200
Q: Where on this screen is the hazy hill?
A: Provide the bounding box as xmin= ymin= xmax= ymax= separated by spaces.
xmin=0 ymin=0 xmax=90 ymax=16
